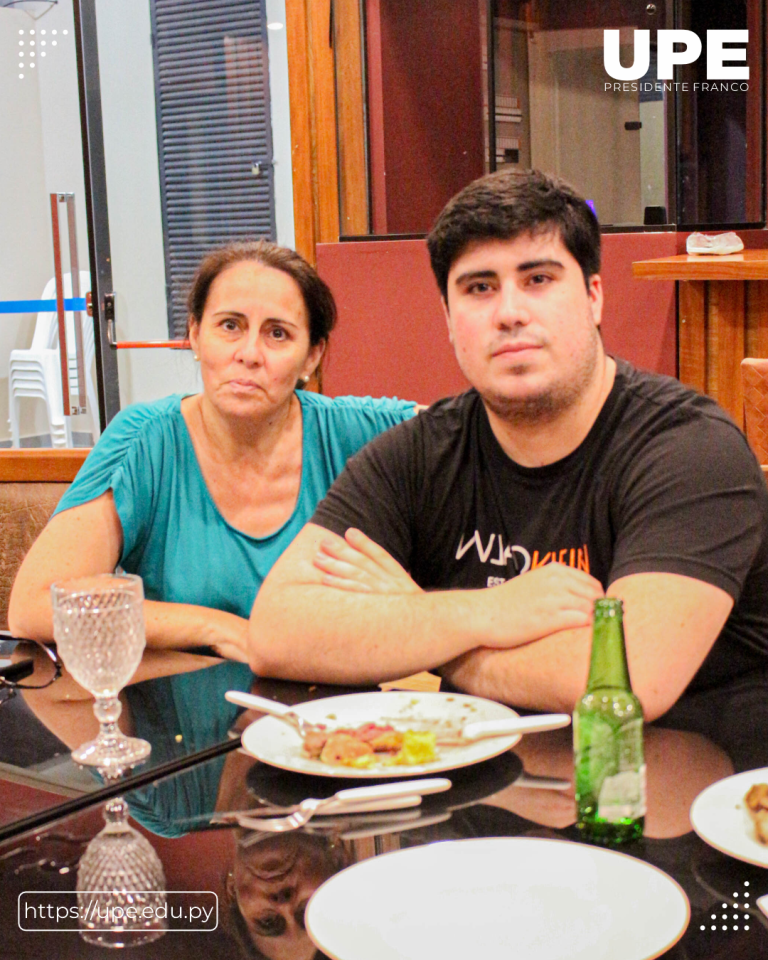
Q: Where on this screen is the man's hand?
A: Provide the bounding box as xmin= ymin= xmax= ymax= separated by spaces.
xmin=441 ymin=572 xmax=734 ymax=721
xmin=313 ymin=528 xmax=422 ymax=594
xmin=484 ymin=563 xmax=604 ymax=648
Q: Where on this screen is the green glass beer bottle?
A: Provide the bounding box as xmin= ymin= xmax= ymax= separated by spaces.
xmin=573 ymin=598 xmax=645 ymax=844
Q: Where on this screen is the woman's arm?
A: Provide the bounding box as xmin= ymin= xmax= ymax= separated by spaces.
xmin=9 ymin=491 xmax=250 ymax=660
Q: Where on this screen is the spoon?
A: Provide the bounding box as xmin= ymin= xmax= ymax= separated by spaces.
xmin=224 ymin=690 xmax=571 ymax=744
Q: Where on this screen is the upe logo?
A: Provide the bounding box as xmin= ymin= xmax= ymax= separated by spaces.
xmin=604 ymin=29 xmax=748 ymax=81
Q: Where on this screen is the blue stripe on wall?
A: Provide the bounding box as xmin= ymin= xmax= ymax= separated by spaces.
xmin=0 ymin=299 xmax=88 ymax=314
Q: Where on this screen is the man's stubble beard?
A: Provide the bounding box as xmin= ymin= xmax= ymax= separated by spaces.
xmin=482 ymin=314 xmax=602 ymax=427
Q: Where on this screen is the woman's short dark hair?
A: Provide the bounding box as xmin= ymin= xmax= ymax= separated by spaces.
xmin=186 ymin=239 xmax=337 ymax=347
xmin=426 ymin=169 xmax=601 ymax=298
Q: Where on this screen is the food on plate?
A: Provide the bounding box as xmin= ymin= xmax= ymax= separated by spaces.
xmin=744 ymin=783 xmax=768 ymax=843
xmin=396 ymin=731 xmax=439 ymax=765
xmin=319 ymin=733 xmax=379 ymax=766
xmin=303 ymin=723 xmax=437 ymax=768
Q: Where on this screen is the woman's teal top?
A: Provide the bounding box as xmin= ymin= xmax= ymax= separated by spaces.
xmin=55 ymin=390 xmax=414 ymax=618
xmin=54 ymin=390 xmax=414 ymax=835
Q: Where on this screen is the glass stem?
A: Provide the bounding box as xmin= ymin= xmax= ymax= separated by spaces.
xmin=94 ymin=695 xmax=122 ymax=736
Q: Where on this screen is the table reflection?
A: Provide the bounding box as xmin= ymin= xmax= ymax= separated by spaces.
xmin=3 ymin=663 xmax=768 ymax=957
xmin=0 ymin=643 xmax=246 ymax=831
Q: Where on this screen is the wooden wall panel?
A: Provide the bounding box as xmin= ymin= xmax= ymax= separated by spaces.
xmin=375 ymin=0 xmax=485 ymax=234
xmin=678 ymin=281 xmax=706 ymax=394
xmin=707 ymin=281 xmax=745 ymax=419
xmin=365 ymin=0 xmax=387 ymax=234
xmin=311 ymin=0 xmax=340 ymax=243
xmin=0 ymin=450 xmax=87 ymax=482
xmin=286 ymin=0 xmax=316 ymax=260
xmin=285 ymin=0 xmax=340 ymax=262
xmin=747 ymin=281 xmax=768 ymax=358
xmin=599 ymin=232 xmax=677 ymax=377
xmin=334 ymin=0 xmax=369 ymax=235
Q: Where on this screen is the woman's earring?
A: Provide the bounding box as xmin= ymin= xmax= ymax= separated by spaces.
xmin=193 ymin=354 xmax=200 ymax=361
xmin=302 ymin=375 xmax=310 ymax=384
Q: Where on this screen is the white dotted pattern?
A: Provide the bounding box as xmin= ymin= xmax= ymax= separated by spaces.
xmin=703 ymin=882 xmax=752 ymax=933
xmin=17 ymin=24 xmax=66 ymax=79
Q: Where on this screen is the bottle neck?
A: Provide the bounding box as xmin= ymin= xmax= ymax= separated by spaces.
xmin=586 ymin=611 xmax=632 ymax=692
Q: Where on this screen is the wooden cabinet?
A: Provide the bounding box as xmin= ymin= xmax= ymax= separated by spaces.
xmin=633 ymin=251 xmax=768 ymax=426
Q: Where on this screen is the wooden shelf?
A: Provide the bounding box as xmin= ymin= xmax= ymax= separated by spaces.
xmin=633 ymin=249 xmax=768 ymax=281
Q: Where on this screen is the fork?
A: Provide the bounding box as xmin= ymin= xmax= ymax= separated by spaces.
xmin=233 ymin=778 xmax=452 ymax=833
xmin=225 ymin=690 xmax=322 ymax=738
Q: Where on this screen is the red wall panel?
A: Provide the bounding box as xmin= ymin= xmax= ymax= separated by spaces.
xmin=318 ymin=232 xmax=679 ymax=401
xmin=319 ymin=239 xmax=468 ymax=403
xmin=601 ymin=232 xmax=677 ymax=377
xmin=366 ymin=0 xmax=486 ymax=236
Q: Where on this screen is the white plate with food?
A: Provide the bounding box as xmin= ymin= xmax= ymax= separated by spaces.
xmin=239 ymin=690 xmax=527 ymax=778
xmin=306 ymin=837 xmax=690 ymax=960
xmin=690 ymin=766 xmax=768 ymax=867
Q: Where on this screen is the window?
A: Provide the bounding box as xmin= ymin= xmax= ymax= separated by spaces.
xmin=150 ymin=0 xmax=276 ymax=338
xmin=337 ymin=0 xmax=765 ymax=236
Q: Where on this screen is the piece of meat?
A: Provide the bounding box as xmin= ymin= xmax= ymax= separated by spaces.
xmin=745 ymin=783 xmax=768 ymax=811
xmin=744 ymin=783 xmax=768 ymax=845
xmin=303 ymin=722 xmax=401 ymax=758
xmin=754 ymin=809 xmax=768 ymax=845
xmin=319 ymin=733 xmax=375 ymax=766
xmin=369 ymin=730 xmax=404 ymax=752
xmin=302 ymin=730 xmax=329 ymax=758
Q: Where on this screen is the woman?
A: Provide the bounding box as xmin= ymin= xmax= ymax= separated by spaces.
xmin=9 ymin=240 xmax=415 ymax=667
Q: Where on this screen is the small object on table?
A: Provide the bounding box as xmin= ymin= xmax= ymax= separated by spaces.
xmin=686 ymin=231 xmax=744 ymax=255
xmin=379 ymin=670 xmax=441 ymax=692
xmin=574 ymin=598 xmax=645 ymax=845
xmin=51 ymin=573 xmax=151 ymax=772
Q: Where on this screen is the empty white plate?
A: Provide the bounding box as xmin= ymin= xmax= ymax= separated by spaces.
xmin=306 ymin=837 xmax=689 ymax=960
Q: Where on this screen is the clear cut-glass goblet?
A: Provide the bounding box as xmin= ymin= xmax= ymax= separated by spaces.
xmin=51 ymin=573 xmax=151 ymax=771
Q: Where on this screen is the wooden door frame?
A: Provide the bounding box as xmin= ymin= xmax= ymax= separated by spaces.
xmin=286 ymin=0 xmax=341 ymax=263
xmin=286 ymin=0 xmax=369 ymax=262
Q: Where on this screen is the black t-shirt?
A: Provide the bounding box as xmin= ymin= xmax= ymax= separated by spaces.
xmin=312 ymin=359 xmax=768 ymax=693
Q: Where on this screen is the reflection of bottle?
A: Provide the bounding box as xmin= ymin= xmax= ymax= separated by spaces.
xmin=574 ymin=598 xmax=645 ymax=844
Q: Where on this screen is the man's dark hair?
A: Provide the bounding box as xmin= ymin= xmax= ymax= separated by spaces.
xmin=426 ymin=169 xmax=601 ymax=299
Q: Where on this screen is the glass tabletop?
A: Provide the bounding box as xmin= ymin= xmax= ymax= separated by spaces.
xmin=1 ymin=666 xmax=768 ymax=958
xmin=0 ymin=646 xmax=366 ymax=838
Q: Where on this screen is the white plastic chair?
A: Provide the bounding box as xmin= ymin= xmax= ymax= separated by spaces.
xmin=8 ymin=272 xmax=99 ymax=448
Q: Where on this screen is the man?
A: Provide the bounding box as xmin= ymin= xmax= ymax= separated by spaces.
xmin=248 ymin=169 xmax=768 ymax=721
